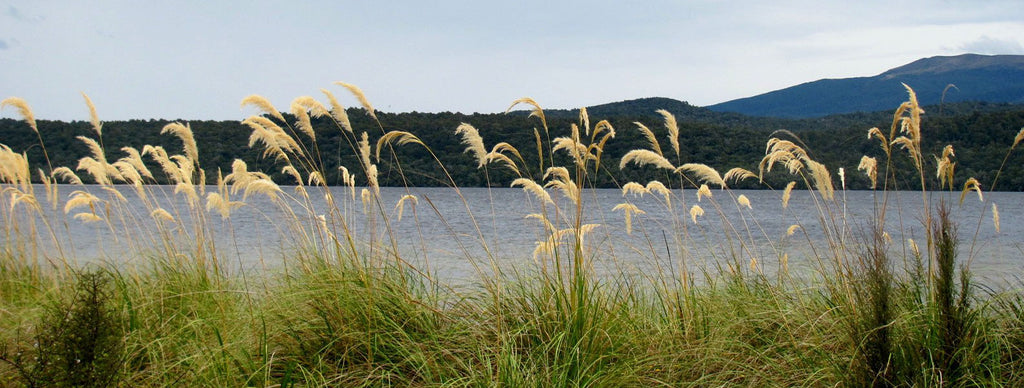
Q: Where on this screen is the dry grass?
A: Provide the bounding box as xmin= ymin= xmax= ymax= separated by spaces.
xmin=0 ymin=84 xmax=1022 ymax=386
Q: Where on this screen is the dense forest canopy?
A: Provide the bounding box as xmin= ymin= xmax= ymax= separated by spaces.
xmin=2 ymin=100 xmax=1023 ymax=191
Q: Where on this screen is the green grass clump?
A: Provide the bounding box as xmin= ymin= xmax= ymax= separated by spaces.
xmin=1 ymin=269 xmax=124 ymax=387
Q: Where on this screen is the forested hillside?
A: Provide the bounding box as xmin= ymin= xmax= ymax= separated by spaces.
xmin=3 ymin=100 xmax=1023 ymax=190
xmin=708 ymin=54 xmax=1024 ymax=118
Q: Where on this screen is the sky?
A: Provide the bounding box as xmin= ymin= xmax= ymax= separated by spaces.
xmin=2 ymin=0 xmax=1023 ymax=121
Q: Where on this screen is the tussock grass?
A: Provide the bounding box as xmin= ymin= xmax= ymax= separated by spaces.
xmin=1 ymin=83 xmax=1023 ymax=386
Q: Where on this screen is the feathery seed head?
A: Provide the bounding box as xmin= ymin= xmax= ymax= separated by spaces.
xmin=689 ymin=205 xmax=705 ymax=224
xmin=942 ymin=144 xmax=955 ymax=159
xmin=960 ymin=177 xmax=983 ymax=204
xmin=737 ymin=194 xmax=752 ymax=209
xmin=339 ymin=166 xmax=355 ymax=188
xmin=613 ymin=202 xmax=645 ymax=235
xmin=360 ymin=188 xmax=373 ymax=213
xmin=395 ymin=194 xmax=418 ymax=222
xmin=357 ymin=132 xmax=379 ymax=191
xmin=8 ymin=188 xmax=40 ymax=211
xmin=634 ymin=122 xmax=663 ymax=157
xmin=321 ymin=89 xmax=353 ymax=133
xmin=455 ymin=123 xmax=487 ymax=167
xmin=591 ymin=119 xmax=614 ymax=141
xmin=0 ymin=146 xmax=31 ymax=188
xmin=161 ymin=122 xmax=200 ymax=166
xmin=81 ymin=93 xmax=103 ymax=136
xmin=656 ymin=109 xmax=680 ymax=158
xmin=552 ymin=136 xmax=591 ymax=166
xmin=935 ymin=153 xmax=956 ymax=189
xmin=243 ymin=116 xmax=299 ymax=161
xmin=119 ymin=147 xmax=154 ymax=180
xmin=505 ymin=98 xmax=547 ymax=131
xmin=579 ymin=107 xmax=590 ymax=135
xmin=240 ymin=95 xmax=286 ymax=122
xmin=543 ymin=167 xmax=579 ymax=205
xmin=73 ymin=212 xmax=104 ymax=223
xmin=908 ymin=238 xmax=920 ymax=258
xmin=151 ymin=208 xmax=175 ymax=223
xmin=782 ymin=181 xmax=796 ymax=208
xmin=622 ymin=182 xmax=648 ymax=197
xmin=724 ymin=168 xmax=756 ymax=185
xmin=646 ymin=180 xmax=672 ymax=205
xmin=281 ymin=165 xmax=302 ymax=185
xmin=858 ymin=156 xmax=878 ymax=189
xmin=308 ymin=171 xmax=325 ymax=186
xmin=243 ymin=178 xmax=282 ymax=201
xmin=484 ymin=142 xmax=523 ymax=175
xmin=806 ymin=160 xmax=834 ymax=200
xmin=293 ymin=95 xmax=330 ymax=118
xmin=112 ymin=161 xmax=143 ymax=186
xmin=174 ymin=182 xmax=199 ymax=205
xmin=51 ymin=167 xmax=83 ymax=185
xmin=65 ymin=190 xmax=101 ymax=214
xmin=697 ymin=184 xmax=712 ymax=202
xmin=786 ymin=224 xmax=800 ymax=236
xmin=677 ymin=163 xmax=725 ymax=188
xmin=992 ymin=203 xmax=1000 ymax=233
xmin=376 ymin=130 xmax=424 ymax=161
xmin=335 ymin=82 xmax=377 ymax=121
xmin=1 ymin=97 xmax=38 ymax=133
xmin=483 ymin=152 xmax=520 ymax=175
xmin=76 ymin=136 xmax=107 ymax=164
xmin=290 ymin=99 xmax=316 ymax=141
xmin=512 ymin=178 xmax=553 ymax=205
xmin=620 ymin=149 xmax=674 ymax=171
xmin=76 ymin=157 xmax=112 ymax=186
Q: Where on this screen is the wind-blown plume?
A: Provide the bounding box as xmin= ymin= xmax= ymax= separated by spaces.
xmin=455 ymin=123 xmax=487 ymax=167
xmin=676 ymin=163 xmax=725 ymax=188
xmin=613 ymin=202 xmax=645 ymax=235
xmin=620 ymin=150 xmax=674 ymax=171
xmin=82 ymin=93 xmax=103 ymax=136
xmin=240 ymin=95 xmax=286 ymax=123
xmin=161 ymin=122 xmax=200 ymax=167
xmin=395 ymin=194 xmax=418 ymax=222
xmin=376 ymin=131 xmax=425 ymax=161
xmin=657 ymin=109 xmax=680 ymax=159
xmin=512 ymin=178 xmax=553 ymax=205
xmin=858 ymin=156 xmax=878 ymax=189
xmin=1 ymin=97 xmax=37 ymax=133
xmin=622 ymin=182 xmax=648 ymax=197
xmin=689 ymin=205 xmax=704 ymax=224
xmin=322 ymin=89 xmax=353 ymax=133
xmin=634 ymin=122 xmax=663 ymax=157
xmin=782 ymin=181 xmax=796 ymax=208
xmin=335 ymin=82 xmax=377 ymax=121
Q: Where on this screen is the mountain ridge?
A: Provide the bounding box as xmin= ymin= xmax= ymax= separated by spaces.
xmin=704 ymin=54 xmax=1024 ymax=118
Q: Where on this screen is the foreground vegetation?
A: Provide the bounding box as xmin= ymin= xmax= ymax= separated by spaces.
xmin=1 ymin=85 xmax=1023 ymax=386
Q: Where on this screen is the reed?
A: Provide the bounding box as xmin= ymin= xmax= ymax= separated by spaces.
xmin=0 ymin=84 xmax=1022 ymax=386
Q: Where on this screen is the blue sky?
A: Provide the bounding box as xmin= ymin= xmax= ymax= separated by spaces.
xmin=2 ymin=0 xmax=1023 ymax=121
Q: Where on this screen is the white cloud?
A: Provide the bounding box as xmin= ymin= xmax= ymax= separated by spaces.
xmin=960 ymin=36 xmax=1024 ymax=55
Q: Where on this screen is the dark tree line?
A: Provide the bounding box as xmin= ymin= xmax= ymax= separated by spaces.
xmin=2 ymin=100 xmax=1023 ymax=191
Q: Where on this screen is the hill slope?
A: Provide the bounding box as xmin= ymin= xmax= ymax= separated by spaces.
xmin=706 ymin=54 xmax=1024 ymax=118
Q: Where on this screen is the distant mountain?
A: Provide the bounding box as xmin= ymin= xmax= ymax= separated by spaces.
xmin=530 ymin=97 xmax=712 ymax=121
xmin=706 ymin=54 xmax=1024 ymax=118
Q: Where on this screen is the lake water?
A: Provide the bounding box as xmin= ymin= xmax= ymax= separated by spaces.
xmin=9 ymin=185 xmax=1023 ymax=287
